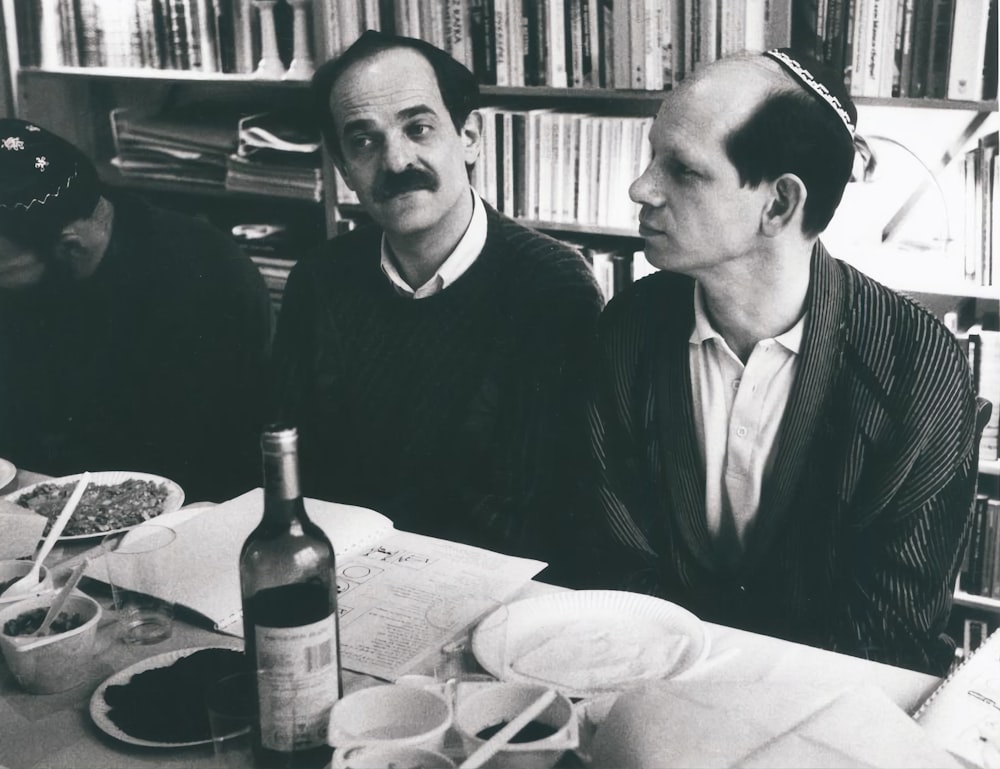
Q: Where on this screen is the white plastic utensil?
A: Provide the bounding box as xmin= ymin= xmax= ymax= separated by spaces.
xmin=459 ymin=688 xmax=558 ymax=769
xmin=1 ymin=472 xmax=91 ymax=598
xmin=24 ymin=558 xmax=90 ymax=644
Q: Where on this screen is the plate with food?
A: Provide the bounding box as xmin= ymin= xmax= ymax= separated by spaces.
xmin=90 ymin=645 xmax=245 ymax=747
xmin=0 ymin=459 xmax=15 ymax=491
xmin=471 ymin=590 xmax=711 ymax=698
xmin=5 ymin=471 xmax=184 ymax=541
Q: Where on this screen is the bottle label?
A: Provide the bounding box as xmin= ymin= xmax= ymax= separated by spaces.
xmin=254 ymin=614 xmax=340 ymax=751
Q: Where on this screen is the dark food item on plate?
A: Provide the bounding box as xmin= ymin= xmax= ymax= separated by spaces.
xmin=4 ymin=607 xmax=84 ymax=636
xmin=15 ymin=479 xmax=169 ymax=536
xmin=103 ymin=648 xmax=246 ymax=743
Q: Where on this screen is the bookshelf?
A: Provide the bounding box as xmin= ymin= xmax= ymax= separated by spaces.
xmin=0 ymin=1 xmax=997 ymax=627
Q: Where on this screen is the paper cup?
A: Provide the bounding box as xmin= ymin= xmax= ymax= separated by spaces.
xmin=327 ymin=684 xmax=452 ymax=752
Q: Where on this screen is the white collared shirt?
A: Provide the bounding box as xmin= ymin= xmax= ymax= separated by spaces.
xmin=380 ymin=189 xmax=488 ymax=299
xmin=688 ymin=282 xmax=805 ymax=553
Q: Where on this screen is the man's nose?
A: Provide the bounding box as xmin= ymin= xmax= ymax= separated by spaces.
xmin=629 ymin=165 xmax=659 ymax=206
xmin=382 ymin=134 xmax=416 ymax=174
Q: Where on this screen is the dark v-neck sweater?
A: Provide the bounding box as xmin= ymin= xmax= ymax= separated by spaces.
xmin=272 ymin=204 xmax=604 ymax=559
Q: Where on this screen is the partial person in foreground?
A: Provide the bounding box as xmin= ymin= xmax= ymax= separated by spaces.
xmin=584 ymin=49 xmax=979 ymax=675
xmin=0 ymin=118 xmax=273 ymax=502
xmin=271 ymin=31 xmax=603 ymax=561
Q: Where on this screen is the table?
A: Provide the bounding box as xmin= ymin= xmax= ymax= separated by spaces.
xmin=0 ymin=469 xmax=943 ymax=769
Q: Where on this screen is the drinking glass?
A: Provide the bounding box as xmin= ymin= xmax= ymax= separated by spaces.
xmin=101 ymin=524 xmax=176 ymax=644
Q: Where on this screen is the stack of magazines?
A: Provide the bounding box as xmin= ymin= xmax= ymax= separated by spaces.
xmin=109 ymin=105 xmax=243 ymax=188
xmin=225 ymin=113 xmax=323 ymax=202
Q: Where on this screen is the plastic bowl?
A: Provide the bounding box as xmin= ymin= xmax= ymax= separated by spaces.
xmin=0 ymin=592 xmax=101 ymax=694
xmin=0 ymin=560 xmax=54 ymax=607
xmin=327 ymin=684 xmax=452 ymax=752
xmin=453 ymin=683 xmax=578 ymax=769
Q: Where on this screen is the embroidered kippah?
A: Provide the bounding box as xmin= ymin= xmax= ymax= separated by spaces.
xmin=0 ymin=117 xmax=101 ymax=239
xmin=763 ymin=49 xmax=856 ymax=138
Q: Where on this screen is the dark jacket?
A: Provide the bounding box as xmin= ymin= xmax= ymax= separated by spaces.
xmin=0 ymin=191 xmax=273 ymax=502
xmin=587 ymin=243 xmax=979 ymax=675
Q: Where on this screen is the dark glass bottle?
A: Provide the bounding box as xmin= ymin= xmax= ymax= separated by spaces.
xmin=240 ymin=425 xmax=342 ymax=769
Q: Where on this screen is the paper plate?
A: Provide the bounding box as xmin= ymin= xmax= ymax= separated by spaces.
xmin=90 ymin=645 xmax=243 ymax=748
xmin=5 ymin=471 xmax=184 ymax=541
xmin=471 ymin=590 xmax=711 ymax=698
xmin=0 ymin=458 xmax=15 ymax=491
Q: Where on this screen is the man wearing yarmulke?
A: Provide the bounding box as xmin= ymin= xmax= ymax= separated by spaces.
xmin=584 ymin=49 xmax=980 ymax=675
xmin=0 ymin=119 xmax=272 ymax=502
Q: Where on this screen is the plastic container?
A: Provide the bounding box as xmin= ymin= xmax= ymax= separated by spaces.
xmin=0 ymin=592 xmax=101 ymax=693
xmin=0 ymin=560 xmax=54 ymax=607
xmin=452 ymin=683 xmax=578 ymax=769
xmin=327 ymin=684 xmax=452 ymax=752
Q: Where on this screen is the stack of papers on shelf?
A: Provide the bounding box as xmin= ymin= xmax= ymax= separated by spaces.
xmin=84 ymin=489 xmax=547 ymax=682
xmin=110 ymin=105 xmax=245 ymax=188
xmin=224 ymin=113 xmax=323 ymax=201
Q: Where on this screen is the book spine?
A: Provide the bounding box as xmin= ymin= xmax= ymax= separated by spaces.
xmin=764 ymin=0 xmax=792 ymax=47
xmin=968 ymin=493 xmax=990 ymax=594
xmin=444 ymin=0 xmax=470 ymax=69
xmin=896 ymin=0 xmax=915 ymax=96
xmin=947 ymin=0 xmax=992 ymax=99
xmin=546 ymin=0 xmax=567 ymax=86
xmin=926 ymin=0 xmax=955 ymax=98
xmin=612 ymin=0 xmax=630 ymax=84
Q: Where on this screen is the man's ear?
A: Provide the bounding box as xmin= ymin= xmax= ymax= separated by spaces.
xmin=761 ymin=173 xmax=806 ymax=237
xmin=461 ymin=110 xmax=483 ymax=165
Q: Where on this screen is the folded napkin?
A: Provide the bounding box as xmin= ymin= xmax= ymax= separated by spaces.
xmin=0 ymin=499 xmax=46 ymax=559
xmin=590 ymin=680 xmax=963 ymax=768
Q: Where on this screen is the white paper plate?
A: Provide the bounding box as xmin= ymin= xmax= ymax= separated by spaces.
xmin=471 ymin=590 xmax=711 ymax=698
xmin=5 ymin=471 xmax=185 ymax=541
xmin=0 ymin=458 xmax=15 ymax=491
xmin=90 ymin=645 xmax=243 ymax=748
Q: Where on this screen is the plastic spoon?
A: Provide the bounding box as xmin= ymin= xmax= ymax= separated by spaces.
xmin=1 ymin=472 xmax=91 ymax=598
xmin=459 ymin=688 xmax=558 ymax=769
xmin=31 ymin=558 xmax=90 ymax=638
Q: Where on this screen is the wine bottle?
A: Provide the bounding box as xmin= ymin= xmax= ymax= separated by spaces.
xmin=240 ymin=424 xmax=342 ymax=769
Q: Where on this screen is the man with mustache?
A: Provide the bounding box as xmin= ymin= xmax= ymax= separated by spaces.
xmin=585 ymin=50 xmax=981 ymax=675
xmin=271 ymin=31 xmax=603 ymax=560
xmin=0 ymin=118 xmax=273 ymax=502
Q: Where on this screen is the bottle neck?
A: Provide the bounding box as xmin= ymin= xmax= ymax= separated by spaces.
xmin=262 ymin=447 xmax=304 ymax=524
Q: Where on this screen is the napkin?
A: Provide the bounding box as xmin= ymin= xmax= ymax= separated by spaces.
xmin=590 ymin=680 xmax=963 ymax=768
xmin=0 ymin=499 xmax=46 ymax=559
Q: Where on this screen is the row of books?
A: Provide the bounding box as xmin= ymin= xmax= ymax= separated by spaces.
xmin=13 ymin=0 xmax=998 ymax=99
xmin=794 ymin=0 xmax=999 ymax=100
xmin=959 ymin=493 xmax=1000 ymax=598
xmin=13 ymin=0 xmax=284 ymax=74
xmin=967 ymin=329 xmax=1000 ymax=462
xmin=469 ymin=108 xmax=652 ymax=230
xmin=962 ymin=130 xmax=998 ymax=288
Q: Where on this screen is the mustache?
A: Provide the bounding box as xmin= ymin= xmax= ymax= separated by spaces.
xmin=373 ymin=168 xmax=439 ymax=201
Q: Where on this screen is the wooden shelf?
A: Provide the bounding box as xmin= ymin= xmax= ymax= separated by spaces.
xmin=955 ymin=590 xmax=1000 ymax=611
xmin=16 ymin=70 xmax=998 ymax=113
xmin=16 ymin=66 xmax=311 ymax=87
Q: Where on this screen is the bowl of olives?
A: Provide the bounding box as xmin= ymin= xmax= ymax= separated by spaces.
xmin=0 ymin=592 xmax=101 ymax=693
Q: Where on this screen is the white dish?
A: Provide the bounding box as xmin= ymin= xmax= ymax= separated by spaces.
xmin=471 ymin=590 xmax=711 ymax=698
xmin=0 ymin=458 xmax=16 ymax=491
xmin=90 ymin=645 xmax=243 ymax=748
xmin=5 ymin=471 xmax=184 ymax=541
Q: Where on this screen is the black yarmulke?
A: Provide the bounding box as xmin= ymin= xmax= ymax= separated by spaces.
xmin=0 ymin=118 xmax=101 ymax=246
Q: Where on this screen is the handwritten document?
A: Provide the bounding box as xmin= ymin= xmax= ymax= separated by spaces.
xmin=336 ymin=530 xmax=545 ymax=680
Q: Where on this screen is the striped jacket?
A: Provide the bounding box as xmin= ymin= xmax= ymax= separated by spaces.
xmin=588 ymin=243 xmax=979 ymax=675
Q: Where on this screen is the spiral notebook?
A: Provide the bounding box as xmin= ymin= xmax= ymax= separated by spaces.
xmin=914 ymin=627 xmax=1000 ymax=767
